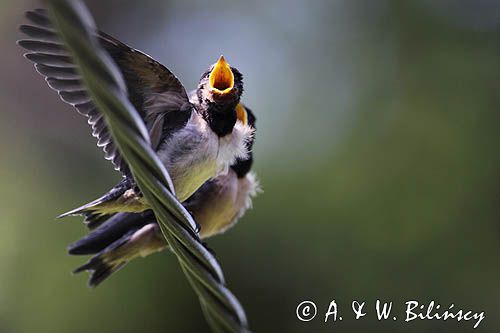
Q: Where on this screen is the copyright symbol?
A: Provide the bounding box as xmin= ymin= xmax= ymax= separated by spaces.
xmin=296 ymin=300 xmax=317 ymax=322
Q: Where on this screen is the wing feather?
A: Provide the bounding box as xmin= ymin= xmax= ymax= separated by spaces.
xmin=18 ymin=9 xmax=192 ymax=175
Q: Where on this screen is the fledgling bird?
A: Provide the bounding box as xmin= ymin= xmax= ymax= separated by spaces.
xmin=18 ymin=9 xmax=253 ymax=222
xmin=69 ymin=105 xmax=259 ymax=286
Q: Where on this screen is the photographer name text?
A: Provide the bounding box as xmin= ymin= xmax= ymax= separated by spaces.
xmin=296 ymin=300 xmax=484 ymax=329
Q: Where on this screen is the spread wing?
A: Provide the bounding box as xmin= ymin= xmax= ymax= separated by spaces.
xmin=18 ymin=9 xmax=193 ymax=176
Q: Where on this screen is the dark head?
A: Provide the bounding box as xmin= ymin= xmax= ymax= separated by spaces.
xmin=197 ymin=56 xmax=244 ymax=136
xmin=231 ymin=104 xmax=256 ymax=178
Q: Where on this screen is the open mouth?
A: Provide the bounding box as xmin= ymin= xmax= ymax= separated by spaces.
xmin=209 ymin=55 xmax=234 ymax=94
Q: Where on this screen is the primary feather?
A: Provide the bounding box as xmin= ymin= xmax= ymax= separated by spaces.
xmin=18 ymin=9 xmax=192 ymax=175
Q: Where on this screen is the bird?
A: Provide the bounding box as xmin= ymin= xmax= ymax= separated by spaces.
xmin=18 ymin=9 xmax=254 ymax=225
xmin=68 ymin=105 xmax=259 ymax=286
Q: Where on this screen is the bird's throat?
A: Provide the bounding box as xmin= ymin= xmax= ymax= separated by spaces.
xmin=204 ymin=103 xmax=238 ymax=137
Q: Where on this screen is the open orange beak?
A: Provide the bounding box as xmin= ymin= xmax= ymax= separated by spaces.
xmin=209 ymin=55 xmax=234 ymax=95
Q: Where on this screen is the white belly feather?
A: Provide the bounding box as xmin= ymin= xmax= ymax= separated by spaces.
xmin=157 ymin=112 xmax=253 ymax=202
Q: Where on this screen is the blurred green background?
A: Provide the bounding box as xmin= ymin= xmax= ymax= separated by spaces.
xmin=1 ymin=0 xmax=499 ymax=332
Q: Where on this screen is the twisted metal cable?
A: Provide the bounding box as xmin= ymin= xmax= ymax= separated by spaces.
xmin=46 ymin=1 xmax=250 ymax=331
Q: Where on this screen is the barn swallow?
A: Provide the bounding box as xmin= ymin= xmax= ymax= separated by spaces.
xmin=18 ymin=10 xmax=254 ymax=222
xmin=68 ymin=106 xmax=259 ymax=286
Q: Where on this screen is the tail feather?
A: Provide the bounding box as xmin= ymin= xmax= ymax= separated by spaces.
xmin=73 ymin=230 xmax=136 ymax=287
xmin=57 ymin=195 xmax=109 ymax=219
xmin=72 ymin=222 xmax=166 ymax=287
xmin=73 ymin=256 xmax=127 ymax=287
xmin=68 ymin=211 xmax=154 ymax=255
xmin=57 ymin=178 xmax=133 ymax=220
xmin=85 ymin=212 xmax=115 ymax=230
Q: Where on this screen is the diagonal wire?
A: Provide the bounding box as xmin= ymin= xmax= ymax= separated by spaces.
xmin=46 ymin=0 xmax=251 ymax=331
